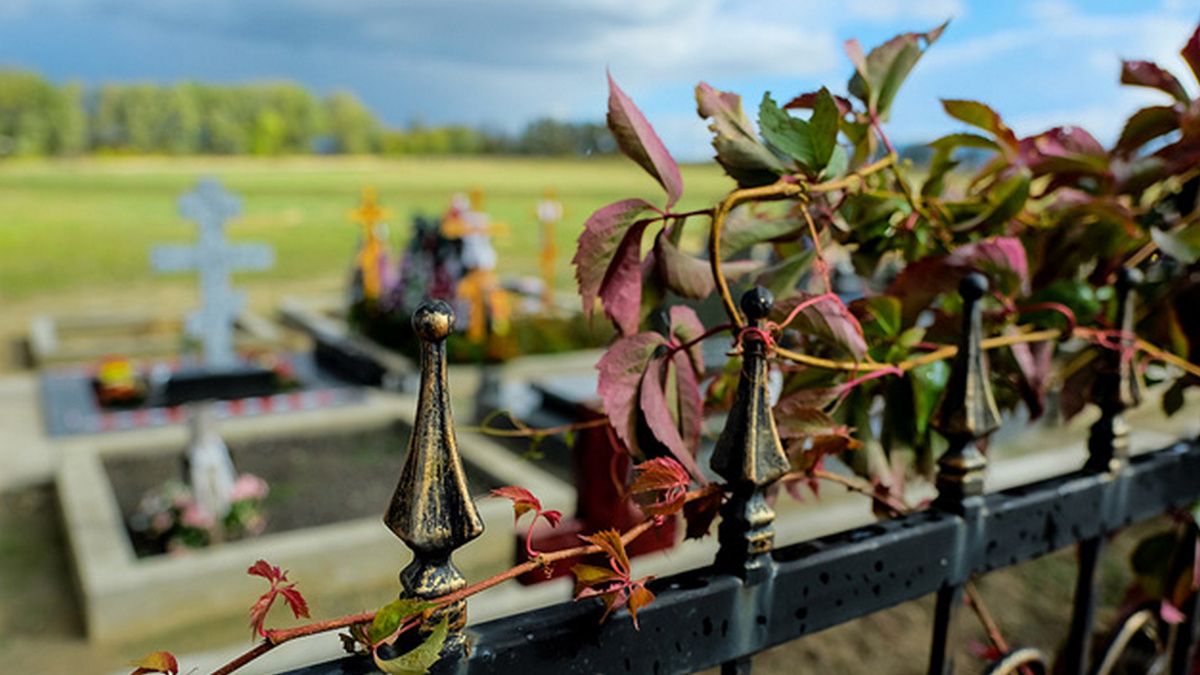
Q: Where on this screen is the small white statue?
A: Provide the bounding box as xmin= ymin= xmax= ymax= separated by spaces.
xmin=185 ymin=404 xmax=237 ymax=524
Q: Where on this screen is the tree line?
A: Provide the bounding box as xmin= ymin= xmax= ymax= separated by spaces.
xmin=0 ymin=70 xmax=617 ymax=158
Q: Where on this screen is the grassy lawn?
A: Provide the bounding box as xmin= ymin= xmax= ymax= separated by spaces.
xmin=0 ymin=155 xmax=733 ymax=302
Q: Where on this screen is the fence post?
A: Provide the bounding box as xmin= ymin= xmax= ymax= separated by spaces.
xmin=710 ymin=287 xmax=791 ymax=675
xmin=928 ymin=273 xmax=1001 ymax=675
xmin=1062 ymin=268 xmax=1143 ymax=675
xmin=384 ymin=300 xmax=485 ymax=659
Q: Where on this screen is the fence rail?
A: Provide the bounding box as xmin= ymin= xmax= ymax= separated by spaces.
xmin=285 ymin=273 xmax=1199 ymax=675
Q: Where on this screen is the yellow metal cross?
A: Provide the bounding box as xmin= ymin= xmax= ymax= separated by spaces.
xmin=347 ymin=186 xmax=393 ymax=301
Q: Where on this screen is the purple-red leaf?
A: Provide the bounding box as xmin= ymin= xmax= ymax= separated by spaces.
xmin=639 ymin=356 xmax=704 ymax=481
xmin=772 ymin=292 xmax=868 ymax=359
xmin=654 ymin=231 xmax=762 ymax=300
xmin=1182 ymin=24 xmax=1200 ymax=85
xmin=785 ymin=90 xmax=854 ymax=116
xmin=696 ymin=82 xmax=785 ymax=187
xmin=608 ymin=73 xmax=684 ymax=208
xmin=1121 ymin=60 xmax=1190 ymax=102
xmin=573 ymin=198 xmax=658 ymax=334
xmin=596 ymin=332 xmax=666 ymax=454
xmin=888 ymin=236 xmax=1029 ymax=321
xmin=1116 ymin=106 xmax=1180 ymax=156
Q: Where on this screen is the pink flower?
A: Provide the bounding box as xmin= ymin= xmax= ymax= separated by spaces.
xmin=151 ymin=512 xmax=173 ymax=534
xmin=231 ymin=474 xmax=269 ymax=502
xmin=181 ymin=504 xmax=216 ymax=530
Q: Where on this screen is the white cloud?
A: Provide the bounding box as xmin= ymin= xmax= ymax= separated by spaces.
xmin=843 ymin=0 xmax=963 ymax=23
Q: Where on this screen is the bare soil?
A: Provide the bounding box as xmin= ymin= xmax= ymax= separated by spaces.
xmin=104 ymin=423 xmax=501 ymax=556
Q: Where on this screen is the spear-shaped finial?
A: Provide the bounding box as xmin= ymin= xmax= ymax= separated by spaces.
xmin=711 ymin=287 xmax=790 ymax=581
xmin=1086 ymin=267 xmax=1144 ymax=472
xmin=932 ymin=273 xmax=1001 ymax=510
xmin=384 ymin=300 xmax=483 ymax=648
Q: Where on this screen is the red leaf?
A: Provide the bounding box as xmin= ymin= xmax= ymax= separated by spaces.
xmin=541 ymin=509 xmax=563 ymax=528
xmin=597 ymin=332 xmax=666 ymax=453
xmin=247 ymin=559 xmax=308 ymax=637
xmin=1121 ymin=60 xmax=1190 ymax=102
xmin=573 ymin=198 xmax=658 ymax=332
xmin=279 ymin=585 xmax=310 ymax=620
xmin=772 ymin=292 xmax=868 ymax=359
xmin=1181 ymin=24 xmax=1200 ymax=85
xmin=626 ymin=582 xmax=656 ymax=629
xmin=682 ymin=488 xmax=724 ymax=540
xmin=629 ymin=457 xmax=691 ymax=517
xmin=129 ymin=651 xmax=179 ymax=675
xmin=580 ymin=529 xmax=632 ymax=577
xmin=490 ymin=485 xmax=543 ymax=521
xmin=249 ymin=592 xmax=275 ymax=638
xmin=608 ymin=73 xmax=684 ymax=208
xmin=599 ymin=218 xmax=656 ymax=335
xmin=248 ymin=559 xmax=285 ymax=584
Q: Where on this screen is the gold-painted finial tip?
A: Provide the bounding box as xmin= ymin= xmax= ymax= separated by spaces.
xmin=412 ymin=300 xmax=454 ymax=341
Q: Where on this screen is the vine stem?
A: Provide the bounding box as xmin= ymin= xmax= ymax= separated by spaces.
xmin=464 ymin=415 xmax=610 ymax=439
xmin=212 ymin=485 xmax=721 ymax=675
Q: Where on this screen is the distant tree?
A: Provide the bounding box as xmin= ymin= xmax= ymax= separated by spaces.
xmin=324 ymin=91 xmax=379 ymax=154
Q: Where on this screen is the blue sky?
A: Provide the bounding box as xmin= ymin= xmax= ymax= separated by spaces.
xmin=1 ymin=0 xmax=1196 ymax=159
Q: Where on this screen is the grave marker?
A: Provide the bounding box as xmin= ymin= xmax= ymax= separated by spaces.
xmin=150 ymin=178 xmax=274 ymax=370
xmin=347 ymin=186 xmax=393 ymax=302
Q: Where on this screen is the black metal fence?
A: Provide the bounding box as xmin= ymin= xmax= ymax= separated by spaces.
xmin=286 ymin=275 xmax=1200 ymax=675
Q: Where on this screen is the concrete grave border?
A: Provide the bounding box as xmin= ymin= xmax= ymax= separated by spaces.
xmin=57 ymin=391 xmax=572 ymax=643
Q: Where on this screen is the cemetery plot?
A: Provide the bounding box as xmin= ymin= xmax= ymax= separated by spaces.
xmin=284 ymin=187 xmax=611 ymax=379
xmin=39 ymin=350 xmax=363 ymax=436
xmin=56 ymin=398 xmax=573 ymax=643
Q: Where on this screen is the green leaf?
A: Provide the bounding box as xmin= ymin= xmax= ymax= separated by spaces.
xmin=953 ymin=170 xmax=1030 ymax=233
xmin=941 ymin=100 xmax=1018 ymax=150
xmin=1152 ymin=224 xmax=1200 ymax=264
xmin=720 ymin=202 xmax=806 ymax=258
xmin=758 ymin=92 xmax=817 ymax=171
xmin=808 ymin=88 xmax=841 ymax=171
xmin=822 ymin=144 xmax=849 ymax=180
xmin=863 ymin=295 xmax=902 ymax=338
xmin=369 ymin=598 xmax=436 ymax=646
xmin=758 ymin=249 xmax=815 ymax=300
xmin=373 ymin=616 xmax=449 ymax=675
xmin=911 ymin=360 xmax=950 ymax=437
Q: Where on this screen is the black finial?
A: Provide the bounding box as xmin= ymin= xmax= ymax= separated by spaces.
xmin=740 ymin=287 xmax=774 ymax=323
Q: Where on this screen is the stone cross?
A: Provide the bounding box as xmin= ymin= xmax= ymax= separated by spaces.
xmin=150 ymin=178 xmax=274 ymax=370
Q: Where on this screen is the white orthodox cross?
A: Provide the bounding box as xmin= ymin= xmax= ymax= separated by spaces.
xmin=150 ymin=178 xmax=274 ymax=370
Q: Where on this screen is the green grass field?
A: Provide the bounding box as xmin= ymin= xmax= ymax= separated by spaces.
xmin=0 ymin=156 xmax=733 ymax=302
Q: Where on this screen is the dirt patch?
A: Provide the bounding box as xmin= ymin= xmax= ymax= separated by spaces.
xmin=103 ymin=423 xmax=501 ymax=556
